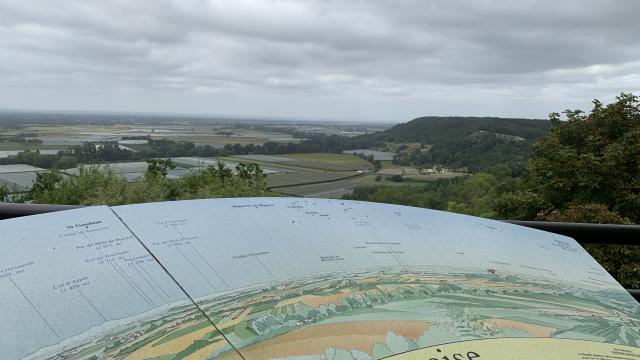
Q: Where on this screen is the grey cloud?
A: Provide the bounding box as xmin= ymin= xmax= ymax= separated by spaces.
xmin=0 ymin=0 xmax=639 ymax=121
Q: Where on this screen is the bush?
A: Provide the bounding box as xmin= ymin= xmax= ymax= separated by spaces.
xmin=30 ymin=161 xmax=272 ymax=205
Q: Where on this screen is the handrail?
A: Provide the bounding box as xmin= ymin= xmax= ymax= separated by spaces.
xmin=0 ymin=203 xmax=638 ymax=301
xmin=0 ymin=203 xmax=82 ymax=220
xmin=504 ymin=220 xmax=640 ymax=245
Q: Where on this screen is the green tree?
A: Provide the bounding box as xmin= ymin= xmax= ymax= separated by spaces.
xmin=373 ymin=160 xmax=382 ymax=172
xmin=31 ymin=170 xmax=65 ymax=200
xmin=495 ymin=93 xmax=640 ymax=287
xmin=31 ymin=167 xmax=127 ymax=205
xmin=145 ymin=158 xmax=176 ymax=179
xmin=30 ymin=161 xmax=271 ymax=206
xmin=345 ymin=171 xmax=505 ymax=217
xmin=0 ymin=184 xmax=8 ymax=201
xmin=446 ymin=172 xmax=498 ymax=218
xmin=52 ymin=155 xmax=79 ymax=170
xmin=495 ymin=93 xmax=640 ymax=223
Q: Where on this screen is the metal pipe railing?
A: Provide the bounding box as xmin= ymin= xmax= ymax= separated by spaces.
xmin=505 ymin=220 xmax=640 ymax=245
xmin=0 ymin=203 xmax=81 ymax=220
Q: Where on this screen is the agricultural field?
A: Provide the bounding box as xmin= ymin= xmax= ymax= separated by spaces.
xmin=226 ymin=153 xmax=373 ymax=196
xmin=266 ymin=171 xmax=360 ymax=189
xmin=229 ymin=153 xmax=469 ymax=198
xmin=160 ymin=132 xmax=296 ymax=146
xmin=274 ymin=153 xmax=373 ymax=172
xmin=0 ymin=142 xmax=69 ymax=151
xmin=274 ymin=179 xmax=363 ymax=198
xmin=0 ymin=120 xmax=463 ymax=199
xmin=0 ymin=123 xmax=302 ymax=153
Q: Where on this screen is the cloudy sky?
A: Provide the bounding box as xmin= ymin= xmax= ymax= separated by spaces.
xmin=0 ymin=0 xmax=639 ymax=122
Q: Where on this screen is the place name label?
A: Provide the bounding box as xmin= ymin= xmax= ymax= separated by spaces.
xmin=233 ymin=251 xmax=270 ymax=259
xmin=66 ymin=220 xmax=103 ymax=229
xmin=0 ymin=261 xmax=34 ymax=277
xmin=320 ymin=256 xmax=344 ymax=262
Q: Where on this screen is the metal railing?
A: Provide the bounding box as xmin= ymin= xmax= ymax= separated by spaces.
xmin=1 ymin=203 xmax=638 ymax=300
xmin=505 ymin=220 xmax=640 ymax=245
xmin=0 ymin=203 xmax=81 ymax=219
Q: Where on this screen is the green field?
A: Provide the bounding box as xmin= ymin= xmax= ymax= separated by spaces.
xmin=278 ymin=153 xmax=373 ymax=171
xmin=225 ymin=153 xmax=372 ymax=194
xmin=380 ymin=160 xmax=403 ymax=169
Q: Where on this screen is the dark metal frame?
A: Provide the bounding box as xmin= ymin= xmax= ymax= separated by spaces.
xmin=505 ymin=220 xmax=640 ymax=246
xmin=1 ymin=203 xmax=638 ymax=300
xmin=0 ymin=203 xmax=81 ymax=219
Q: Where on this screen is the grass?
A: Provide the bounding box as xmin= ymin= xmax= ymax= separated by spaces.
xmin=380 ymin=161 xmax=403 ymax=169
xmin=283 ymin=153 xmax=370 ymax=165
xmin=224 ymin=157 xmax=328 ymax=174
xmin=279 ymin=153 xmax=373 ymax=171
xmin=356 ymin=174 xmax=384 ymax=183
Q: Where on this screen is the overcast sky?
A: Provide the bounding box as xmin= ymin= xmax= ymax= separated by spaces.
xmin=1 ymin=0 xmax=639 ymax=122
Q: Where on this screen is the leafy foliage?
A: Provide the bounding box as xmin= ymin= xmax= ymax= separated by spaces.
xmin=0 ymin=184 xmax=7 ymax=201
xmin=398 ymin=132 xmax=533 ymax=172
xmin=145 ymin=158 xmax=176 ymax=179
xmin=495 ymin=93 xmax=640 ymax=223
xmin=345 ymin=166 xmax=514 ymax=219
xmin=378 ymin=117 xmax=549 ymax=172
xmin=30 ymin=161 xmax=271 ymax=205
xmin=378 ymin=117 xmax=549 ymax=144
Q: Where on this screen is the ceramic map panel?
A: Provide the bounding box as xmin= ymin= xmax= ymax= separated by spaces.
xmin=114 ymin=198 xmax=640 ymax=360
xmin=0 ymin=206 xmax=240 ymax=360
xmin=1 ymin=198 xmax=639 ymax=360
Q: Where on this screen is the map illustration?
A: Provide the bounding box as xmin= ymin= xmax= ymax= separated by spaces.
xmin=0 ymin=207 xmax=239 ymax=360
xmin=0 ymin=198 xmax=639 ymax=360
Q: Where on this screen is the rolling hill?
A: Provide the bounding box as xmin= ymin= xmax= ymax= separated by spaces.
xmin=357 ymin=116 xmax=551 ymax=172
